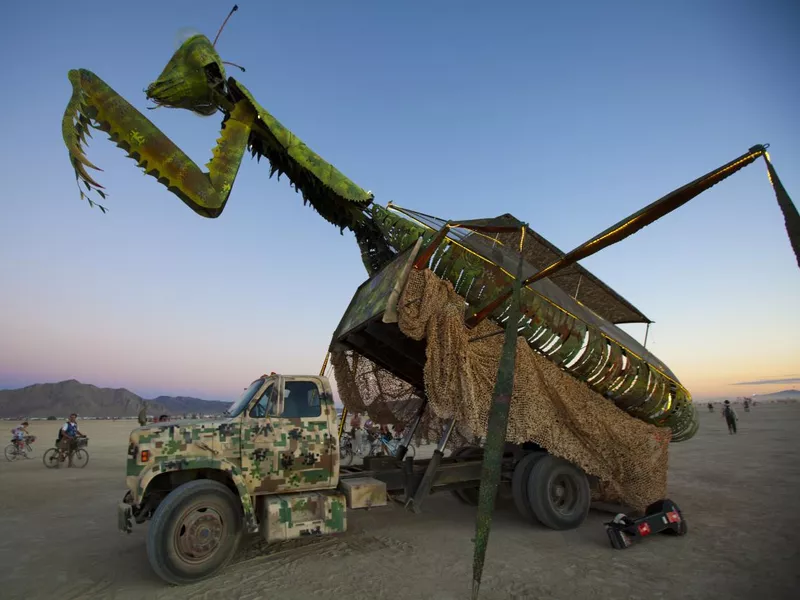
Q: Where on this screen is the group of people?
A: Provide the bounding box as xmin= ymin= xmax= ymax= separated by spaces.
xmin=137 ymin=402 xmax=171 ymax=426
xmin=346 ymin=412 xmax=404 ymax=456
xmin=10 ymin=413 xmax=87 ymax=463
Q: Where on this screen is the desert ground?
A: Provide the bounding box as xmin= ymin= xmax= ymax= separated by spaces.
xmin=1 ymin=405 xmax=798 ymax=600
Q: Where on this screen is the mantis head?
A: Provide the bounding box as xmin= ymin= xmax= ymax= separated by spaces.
xmin=145 ymin=6 xmax=244 ymax=116
xmin=145 ymin=34 xmax=226 ymax=116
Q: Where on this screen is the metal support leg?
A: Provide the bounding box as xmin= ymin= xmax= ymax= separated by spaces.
xmin=396 ymin=399 xmax=427 ymax=461
xmin=437 ymin=418 xmax=457 ymax=452
xmin=407 ymin=417 xmax=456 ymax=513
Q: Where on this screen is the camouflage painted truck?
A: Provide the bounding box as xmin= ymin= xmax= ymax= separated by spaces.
xmin=121 ymin=375 xmax=358 ymax=584
xmin=120 ymin=370 xmax=496 ymax=585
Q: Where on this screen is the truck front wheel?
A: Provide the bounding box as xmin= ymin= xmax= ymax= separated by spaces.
xmin=146 ymin=479 xmax=243 ymax=585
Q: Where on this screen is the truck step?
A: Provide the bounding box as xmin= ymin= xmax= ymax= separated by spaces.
xmin=260 ymin=491 xmax=347 ymax=542
xmin=338 ymin=477 xmax=388 ymax=509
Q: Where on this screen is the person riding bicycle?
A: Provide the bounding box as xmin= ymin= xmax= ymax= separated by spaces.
xmin=11 ymin=421 xmax=30 ymax=454
xmin=58 ymin=413 xmax=86 ymax=464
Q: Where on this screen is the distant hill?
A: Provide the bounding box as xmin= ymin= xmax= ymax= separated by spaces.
xmin=753 ymin=389 xmax=800 ymax=400
xmin=0 ymin=379 xmax=229 ymax=418
xmin=699 ymin=389 xmax=800 ymax=403
xmin=148 ymin=395 xmax=231 ymax=416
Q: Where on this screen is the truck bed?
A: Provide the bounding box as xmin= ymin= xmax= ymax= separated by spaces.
xmin=329 ymin=231 xmax=698 ymax=441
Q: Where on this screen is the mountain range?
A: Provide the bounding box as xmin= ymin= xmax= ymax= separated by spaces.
xmin=0 ymin=379 xmax=229 ymax=418
xmin=751 ymin=389 xmax=800 ymax=399
xmin=702 ymin=389 xmax=800 ymax=403
xmin=1 ymin=380 xmax=796 ymax=419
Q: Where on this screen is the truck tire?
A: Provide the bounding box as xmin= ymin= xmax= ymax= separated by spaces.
xmin=146 ymin=479 xmax=243 ymax=585
xmin=511 ymin=451 xmax=546 ymax=522
xmin=526 ymin=455 xmax=590 ymax=530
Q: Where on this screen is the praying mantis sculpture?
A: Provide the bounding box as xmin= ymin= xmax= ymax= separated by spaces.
xmin=61 ymin=6 xmax=798 ymax=597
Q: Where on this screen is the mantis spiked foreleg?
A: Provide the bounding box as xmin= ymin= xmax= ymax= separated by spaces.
xmin=62 ymin=68 xmax=253 ymax=217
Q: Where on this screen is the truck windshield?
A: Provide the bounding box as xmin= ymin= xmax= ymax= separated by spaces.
xmin=226 ymin=378 xmax=265 ymax=417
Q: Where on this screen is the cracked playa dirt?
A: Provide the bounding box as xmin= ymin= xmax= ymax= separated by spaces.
xmin=1 ymin=404 xmax=798 ymax=600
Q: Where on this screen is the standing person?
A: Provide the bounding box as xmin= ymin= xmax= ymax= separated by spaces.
xmin=351 ymin=412 xmax=364 ymax=456
xmin=138 ymin=401 xmax=148 ymax=426
xmin=350 ymin=412 xmax=361 ymax=437
xmin=722 ymin=400 xmax=738 ymax=434
xmin=707 ymin=402 xmax=714 ymax=413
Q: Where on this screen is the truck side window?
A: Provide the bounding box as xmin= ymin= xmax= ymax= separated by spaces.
xmin=249 ymin=384 xmax=274 ymax=418
xmin=282 ymin=381 xmax=322 ymax=418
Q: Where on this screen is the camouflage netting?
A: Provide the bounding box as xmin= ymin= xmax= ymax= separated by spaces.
xmin=334 ymin=268 xmax=673 ymax=511
xmin=331 ymin=350 xmax=474 ymax=449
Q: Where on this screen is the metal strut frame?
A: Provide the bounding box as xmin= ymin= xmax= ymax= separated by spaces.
xmin=406 ymin=417 xmax=457 ymax=513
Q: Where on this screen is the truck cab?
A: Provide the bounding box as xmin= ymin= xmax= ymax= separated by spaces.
xmin=120 ymin=374 xmax=357 ymax=585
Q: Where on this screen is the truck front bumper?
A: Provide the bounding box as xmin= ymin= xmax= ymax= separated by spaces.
xmin=118 ymin=491 xmax=134 ymax=534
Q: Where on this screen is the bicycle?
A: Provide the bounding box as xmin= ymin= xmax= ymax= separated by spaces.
xmin=339 ymin=432 xmax=355 ymax=466
xmin=4 ymin=435 xmax=36 ymax=461
xmin=367 ymin=431 xmax=415 ymax=459
xmin=43 ymin=436 xmax=89 ymax=468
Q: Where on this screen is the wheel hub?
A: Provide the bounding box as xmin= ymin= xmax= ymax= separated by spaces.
xmin=176 ymin=509 xmax=224 ymax=562
xmin=550 ymin=474 xmax=577 ymax=514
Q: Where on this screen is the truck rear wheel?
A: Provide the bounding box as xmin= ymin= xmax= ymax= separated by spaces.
xmin=511 ymin=451 xmax=546 ymax=522
xmin=526 ymin=455 xmax=590 ymax=530
xmin=146 ymin=479 xmax=243 ymax=585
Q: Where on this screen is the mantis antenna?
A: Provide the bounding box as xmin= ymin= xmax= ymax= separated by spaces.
xmin=213 ymin=4 xmax=239 ymax=47
xmin=213 ymin=5 xmax=246 ymax=72
xmin=223 ymin=61 xmax=246 ymax=72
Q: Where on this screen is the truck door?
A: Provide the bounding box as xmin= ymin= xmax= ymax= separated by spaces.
xmin=242 ymin=375 xmax=336 ymax=494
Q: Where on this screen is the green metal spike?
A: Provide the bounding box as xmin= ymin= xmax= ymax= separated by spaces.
xmin=471 ymin=248 xmax=525 ymax=600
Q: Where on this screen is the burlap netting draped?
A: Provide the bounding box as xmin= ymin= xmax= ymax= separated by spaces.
xmin=333 ymin=268 xmax=672 ymax=510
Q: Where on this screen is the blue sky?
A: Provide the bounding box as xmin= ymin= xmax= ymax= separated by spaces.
xmin=1 ymin=0 xmax=797 ymax=401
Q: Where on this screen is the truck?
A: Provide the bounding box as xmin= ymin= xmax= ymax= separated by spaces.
xmin=120 ymin=368 xmax=584 ymax=585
